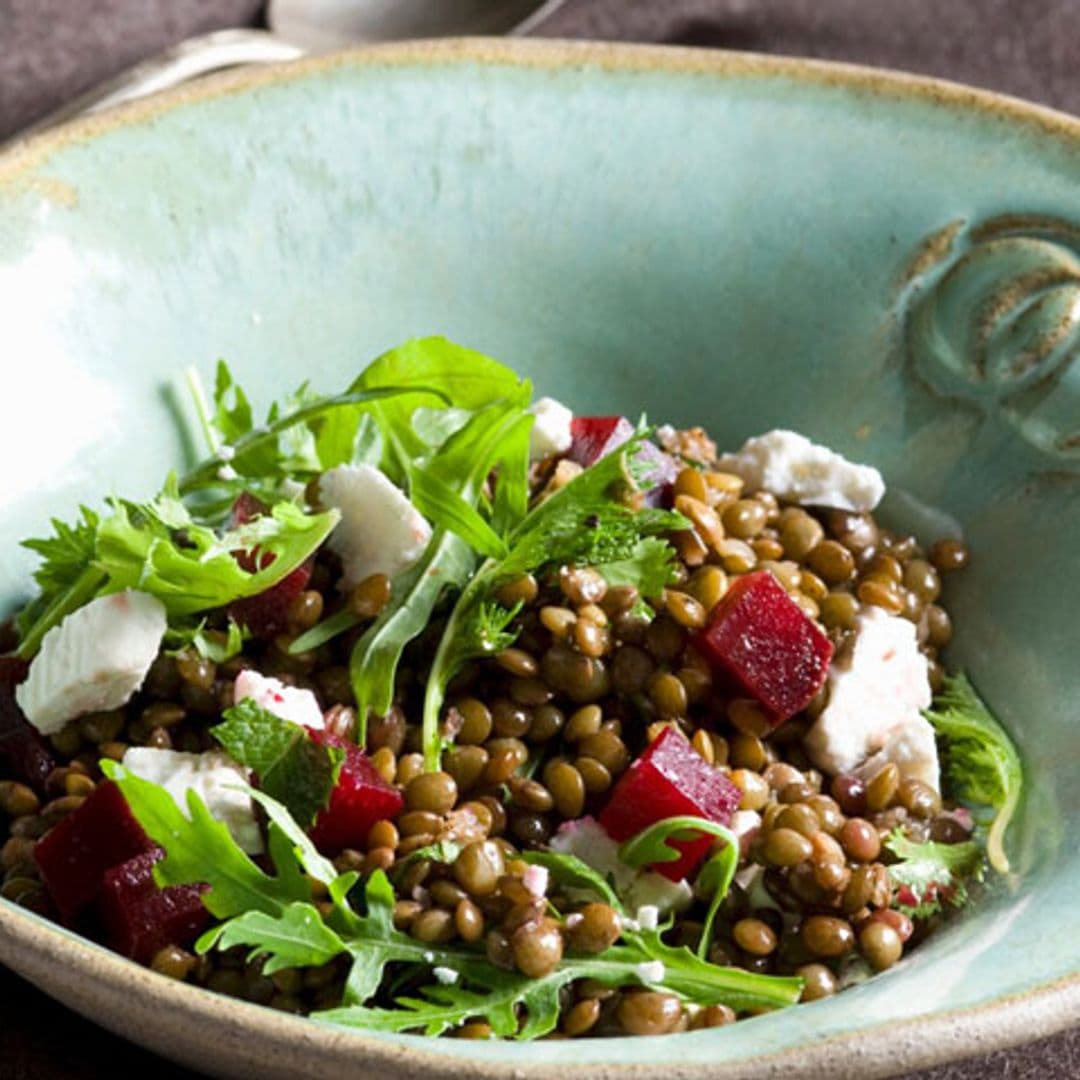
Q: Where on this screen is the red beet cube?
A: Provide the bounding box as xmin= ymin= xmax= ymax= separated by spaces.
xmin=0 ymin=686 xmax=55 ymax=794
xmin=307 ymin=730 xmax=404 ymax=853
xmin=598 ymin=727 xmax=741 ymax=881
xmin=98 ymin=849 xmax=210 ymax=964
xmin=34 ymin=781 xmax=154 ymax=922
xmin=695 ymin=570 xmax=833 ymax=724
xmin=229 ymin=561 xmax=313 ymax=639
xmin=227 ymin=493 xmax=314 ymax=638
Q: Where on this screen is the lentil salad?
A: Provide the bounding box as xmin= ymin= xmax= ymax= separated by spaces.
xmin=0 ymin=337 xmax=1021 ymax=1039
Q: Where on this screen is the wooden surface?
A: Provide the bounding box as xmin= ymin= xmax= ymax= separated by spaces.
xmin=0 ymin=1 xmax=1077 ymax=1076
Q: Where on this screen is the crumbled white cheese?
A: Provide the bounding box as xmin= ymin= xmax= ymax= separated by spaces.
xmin=528 ymin=396 xmax=573 ymax=461
xmin=854 ymin=715 xmax=941 ymax=792
xmin=549 ymin=816 xmax=693 ymax=916
xmin=233 ymin=669 xmax=324 ymax=729
xmin=432 ymin=966 xmax=459 ymax=985
xmin=121 ymin=747 xmax=263 ymax=854
xmin=522 ymin=863 xmax=549 ymax=899
xmin=718 ymin=429 xmax=885 ymax=512
xmin=636 ymin=961 xmax=666 ymax=984
xmin=635 ymin=905 xmax=660 ymax=931
xmin=217 ymin=444 xmax=236 ymax=462
xmin=804 ymin=608 xmax=937 ymax=788
xmin=730 ymin=810 xmax=763 ymax=856
xmin=217 ymin=464 xmax=239 ymax=482
xmin=17 ymin=590 xmax=167 ymax=735
xmin=319 ymin=464 xmax=433 ymax=590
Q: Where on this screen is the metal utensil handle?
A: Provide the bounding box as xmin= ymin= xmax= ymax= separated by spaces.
xmin=13 ymin=30 xmax=306 ymax=144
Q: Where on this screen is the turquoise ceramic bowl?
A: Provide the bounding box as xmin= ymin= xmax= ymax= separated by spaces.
xmin=1 ymin=39 xmax=1078 ymax=1079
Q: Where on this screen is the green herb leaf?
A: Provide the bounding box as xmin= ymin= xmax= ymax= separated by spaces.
xmin=595 ymin=536 xmax=681 ymax=604
xmin=519 ymin=850 xmax=624 ymax=912
xmin=349 ymin=401 xmax=532 ymax=746
xmin=165 ymin=618 xmax=248 ymax=663
xmin=422 ymin=439 xmax=686 ymax=769
xmin=101 ymin=761 xmax=307 ymax=919
xmin=352 ymin=337 xmax=528 ymax=484
xmin=885 ymin=829 xmax=985 ymax=919
xmin=924 ymin=673 xmax=1022 ymax=875
xmin=97 ymin=497 xmax=339 ymax=617
xmin=213 ymin=902 xmax=347 ymax=975
xmin=615 ymin=815 xmax=740 ymax=960
xmin=211 ymin=700 xmax=345 ymax=828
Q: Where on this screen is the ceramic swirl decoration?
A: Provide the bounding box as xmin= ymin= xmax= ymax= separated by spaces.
xmin=0 ymin=39 xmax=1079 ymax=1080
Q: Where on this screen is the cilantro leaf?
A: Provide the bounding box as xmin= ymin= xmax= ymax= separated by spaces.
xmin=885 ymin=830 xmax=985 ymax=918
xmin=211 ymin=701 xmax=345 ymax=828
xmin=594 ymin=536 xmax=681 ymax=603
xmin=924 ymin=673 xmax=1022 ymax=875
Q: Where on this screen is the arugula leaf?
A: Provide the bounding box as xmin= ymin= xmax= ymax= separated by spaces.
xmin=924 ymin=673 xmax=1022 ymax=875
xmin=101 ymin=761 xmax=307 ymax=919
xmin=20 ymin=506 xmax=100 ymax=597
xmin=519 ymin=850 xmax=624 ymax=912
xmin=885 ymin=830 xmax=985 ymax=919
xmin=211 ymin=701 xmax=345 ymax=828
xmin=214 ymin=902 xmax=347 ymax=975
xmin=348 ymin=401 xmax=532 ymax=744
xmin=352 ymin=337 xmax=528 ymax=484
xmin=109 ymin=765 xmax=801 ymax=1037
xmin=320 ymin=926 xmax=802 ymax=1039
xmin=616 ymin=815 xmax=740 ymax=960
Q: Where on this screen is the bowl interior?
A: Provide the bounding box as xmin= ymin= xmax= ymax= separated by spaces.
xmin=0 ymin=40 xmax=1079 ymax=1075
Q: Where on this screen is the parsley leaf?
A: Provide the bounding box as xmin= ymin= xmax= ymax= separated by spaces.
xmin=885 ymin=830 xmax=985 ymax=919
xmin=924 ymin=673 xmax=1022 ymax=875
xmin=210 ymin=700 xmax=345 ymax=828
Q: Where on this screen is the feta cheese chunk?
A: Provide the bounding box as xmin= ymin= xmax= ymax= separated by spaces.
xmin=528 ymin=396 xmax=573 ymax=461
xmin=549 ymin=816 xmax=693 ymax=916
xmin=233 ymin=669 xmax=324 ymax=729
xmin=122 ymin=747 xmax=263 ymax=854
xmin=854 ymin=715 xmax=941 ymax=792
xmin=318 ymin=464 xmax=433 ymax=590
xmin=804 ymin=608 xmax=938 ymax=788
xmin=17 ymin=590 xmax=167 ymax=736
xmin=719 ymin=429 xmax=885 ymax=512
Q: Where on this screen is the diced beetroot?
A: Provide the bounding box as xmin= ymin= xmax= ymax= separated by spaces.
xmin=569 ymin=415 xmax=678 ymax=504
xmin=228 ymin=561 xmax=313 ymax=639
xmin=569 ymin=416 xmax=636 ymax=467
xmin=0 ymin=686 xmax=55 ymax=794
xmin=34 ymin=781 xmax=154 ymax=923
xmin=307 ymin=729 xmax=404 ymax=853
xmin=695 ymin=570 xmax=833 ymax=724
xmin=98 ymin=849 xmax=210 ymax=963
xmin=598 ymin=727 xmax=741 ymax=881
xmin=227 ymin=493 xmax=314 ymax=638
xmin=230 ymin=491 xmax=267 ymax=528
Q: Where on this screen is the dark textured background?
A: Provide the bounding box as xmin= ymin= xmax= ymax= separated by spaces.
xmin=0 ymin=1 xmax=1077 ymax=1077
